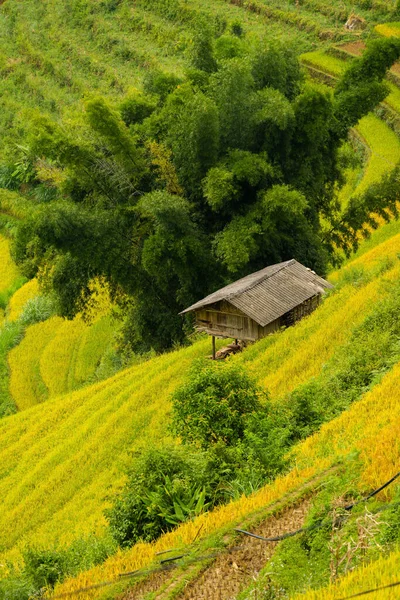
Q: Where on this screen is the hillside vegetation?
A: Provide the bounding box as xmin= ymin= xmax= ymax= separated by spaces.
xmin=1 ymin=1 xmax=400 ymax=599
xmin=49 ymin=230 xmax=400 ymax=599
xmin=0 ymin=227 xmax=399 ymax=596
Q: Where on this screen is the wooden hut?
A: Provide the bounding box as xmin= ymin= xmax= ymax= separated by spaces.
xmin=180 ymin=259 xmax=333 ymax=358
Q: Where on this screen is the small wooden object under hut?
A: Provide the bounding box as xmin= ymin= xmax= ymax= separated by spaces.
xmin=180 ymin=259 xmax=333 ymax=359
xmin=344 ymin=13 xmax=366 ymax=31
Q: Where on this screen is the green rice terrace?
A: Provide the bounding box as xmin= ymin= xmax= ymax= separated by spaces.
xmin=1 ymin=0 xmax=400 ymax=599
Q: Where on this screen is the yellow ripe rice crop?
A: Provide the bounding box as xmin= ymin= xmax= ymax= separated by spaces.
xmin=8 ymin=314 xmax=113 ymax=407
xmin=293 ymin=549 xmax=400 ymax=599
xmin=7 ymin=278 xmax=39 ymax=321
xmin=8 ymin=317 xmax=63 ymax=411
xmin=40 ymin=317 xmax=91 ymax=397
xmin=241 ymin=232 xmax=400 ymax=398
xmin=329 ymin=231 xmax=400 ymax=283
xmin=51 ymin=248 xmax=400 ymax=598
xmin=53 ymin=264 xmax=400 ymax=599
xmin=6 ymin=278 xmax=115 ymax=409
xmin=295 ymin=338 xmax=400 ymax=500
xmin=375 ymin=22 xmax=400 ymax=37
xmin=0 ymin=337 xmax=222 ymax=568
xmin=72 ymin=315 xmax=115 ymax=386
xmin=247 ymin=278 xmax=380 ymax=398
xmin=2 ymin=231 xmax=400 ymax=593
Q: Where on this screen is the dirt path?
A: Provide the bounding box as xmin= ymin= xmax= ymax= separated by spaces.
xmin=120 ymin=497 xmax=311 ymax=600
xmin=120 ymin=468 xmax=336 ymax=600
xmin=339 ymin=41 xmax=365 ymax=56
xmin=174 ymin=499 xmax=311 ymax=600
xmin=120 ymin=568 xmax=175 ymax=600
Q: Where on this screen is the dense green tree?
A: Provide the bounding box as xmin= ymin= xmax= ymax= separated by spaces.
xmin=188 ymin=21 xmax=217 ymax=73
xmin=11 ymin=37 xmax=400 ymax=351
xmin=171 ymin=360 xmax=265 ymax=447
xmin=251 ymin=40 xmax=304 ymax=99
xmin=152 ymin=85 xmax=220 ymax=198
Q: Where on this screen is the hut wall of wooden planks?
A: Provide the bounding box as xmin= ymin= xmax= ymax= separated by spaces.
xmin=181 ymin=260 xmax=333 ymax=352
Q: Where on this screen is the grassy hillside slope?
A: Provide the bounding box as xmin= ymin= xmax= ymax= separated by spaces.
xmin=50 ymin=235 xmax=400 ymax=598
xmin=0 ymin=228 xmax=399 ymax=576
xmin=0 ymin=235 xmax=23 ymax=321
xmin=6 ymin=280 xmax=116 ymax=409
xmin=51 ymin=233 xmax=400 ymax=599
xmin=0 ymin=0 xmax=398 ymax=154
xmin=1 ymin=1 xmax=400 ymax=597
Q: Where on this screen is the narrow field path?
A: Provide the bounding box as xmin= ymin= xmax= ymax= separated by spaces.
xmin=120 ymin=469 xmax=337 ymax=600
xmin=174 ymin=499 xmax=311 ymax=600
xmin=122 ymin=499 xmax=311 ymax=600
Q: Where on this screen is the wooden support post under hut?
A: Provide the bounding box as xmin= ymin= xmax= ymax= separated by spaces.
xmin=180 ymin=259 xmax=333 ymax=359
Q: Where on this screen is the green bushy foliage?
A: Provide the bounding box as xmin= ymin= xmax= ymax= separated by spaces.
xmin=108 ymin=364 xmax=292 ymax=548
xmin=188 ymin=22 xmax=217 ymax=73
xmin=251 ymin=40 xmax=303 ymax=100
xmin=142 ymin=69 xmax=182 ymax=101
xmin=0 ymin=535 xmax=117 ymax=599
xmin=12 ymin=37 xmax=400 ymax=351
xmin=107 ymin=446 xmax=219 ymax=546
xmin=119 ymin=92 xmax=156 ymax=127
xmin=23 ymin=548 xmax=66 ymax=590
xmin=379 ymin=489 xmax=400 ymax=546
xmin=230 ymin=20 xmax=244 ymax=37
xmin=171 ymin=360 xmax=265 ymax=447
xmin=214 ymin=35 xmax=244 ymax=61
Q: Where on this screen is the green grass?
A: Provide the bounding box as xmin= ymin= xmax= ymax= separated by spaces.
xmin=0 ymin=0 xmax=394 ymax=155
xmin=0 ymin=321 xmax=23 ymax=418
xmin=385 ymin=81 xmax=400 ymax=113
xmin=0 ymin=0 xmax=322 ymax=155
xmin=343 ymin=218 xmax=400 ymax=265
xmin=355 ymin=114 xmax=400 ymax=195
xmin=301 ymin=50 xmax=344 ymax=76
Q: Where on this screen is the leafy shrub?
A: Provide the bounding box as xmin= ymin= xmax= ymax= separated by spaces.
xmin=106 ymin=445 xmax=222 ymax=547
xmin=188 ymin=23 xmax=217 ymax=73
xmin=230 ymin=20 xmax=244 ymax=37
xmin=214 ymin=35 xmax=243 ymax=61
xmin=0 ymin=535 xmax=117 ymax=599
xmin=171 ymin=360 xmax=266 ymax=448
xmin=20 ymin=295 xmax=56 ymax=326
xmin=0 ymin=575 xmax=36 ymax=600
xmin=379 ymin=487 xmax=400 ymax=546
xmin=142 ymin=70 xmax=182 ymax=101
xmin=23 ymin=547 xmax=66 ymax=590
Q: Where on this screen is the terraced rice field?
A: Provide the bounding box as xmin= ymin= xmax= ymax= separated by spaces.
xmin=52 ymin=235 xmax=400 ymax=598
xmin=1 ymin=1 xmax=400 ymax=597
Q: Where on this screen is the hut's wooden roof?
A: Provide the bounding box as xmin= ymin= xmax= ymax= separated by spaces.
xmin=181 ymin=259 xmax=333 ymax=327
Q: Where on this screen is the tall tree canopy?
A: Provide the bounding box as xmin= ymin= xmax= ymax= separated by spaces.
xmin=11 ymin=37 xmax=400 ymax=351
